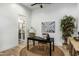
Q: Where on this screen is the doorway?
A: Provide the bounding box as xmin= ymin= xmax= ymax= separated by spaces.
xmin=18 ymin=14 xmax=27 ymax=44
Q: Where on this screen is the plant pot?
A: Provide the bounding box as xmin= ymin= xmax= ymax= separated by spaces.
xmin=63 ymin=37 xmax=68 ymax=45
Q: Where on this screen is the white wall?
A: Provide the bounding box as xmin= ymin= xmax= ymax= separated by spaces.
xmin=0 ymin=3 xmax=32 ymax=51
xmin=31 ymin=3 xmax=79 ymax=46
xmin=11 ymin=3 xmax=32 ymax=41
xmin=0 ymin=3 xmax=79 ymax=51
xmin=77 ymin=4 xmax=79 ymax=32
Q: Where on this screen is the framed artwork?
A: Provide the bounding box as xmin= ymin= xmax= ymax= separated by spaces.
xmin=41 ymin=21 xmax=55 ymax=33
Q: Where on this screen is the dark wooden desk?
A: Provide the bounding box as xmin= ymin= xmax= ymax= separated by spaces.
xmin=27 ymin=36 xmax=54 ymax=56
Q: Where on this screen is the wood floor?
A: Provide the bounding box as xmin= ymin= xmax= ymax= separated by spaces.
xmin=0 ymin=43 xmax=70 ymax=56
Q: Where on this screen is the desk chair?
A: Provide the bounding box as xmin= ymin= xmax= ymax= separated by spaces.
xmin=38 ymin=33 xmax=50 ymax=51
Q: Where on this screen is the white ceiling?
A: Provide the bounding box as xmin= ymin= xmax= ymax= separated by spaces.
xmin=21 ymin=3 xmax=52 ymax=10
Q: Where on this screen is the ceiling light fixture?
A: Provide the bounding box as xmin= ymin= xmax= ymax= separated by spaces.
xmin=40 ymin=4 xmax=43 ymax=8
xmin=31 ymin=3 xmax=43 ymax=8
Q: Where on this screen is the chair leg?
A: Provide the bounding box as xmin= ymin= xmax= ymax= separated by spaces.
xmin=38 ymin=43 xmax=48 ymax=52
xmin=44 ymin=44 xmax=48 ymax=51
xmin=44 ymin=45 xmax=46 ymax=51
xmin=38 ymin=43 xmax=40 ymax=48
xmin=38 ymin=43 xmax=42 ymax=48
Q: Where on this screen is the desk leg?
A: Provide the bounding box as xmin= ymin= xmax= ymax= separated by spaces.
xmin=69 ymin=42 xmax=73 ymax=56
xmin=33 ymin=41 xmax=35 ymax=46
xmin=27 ymin=39 xmax=29 ymax=50
xmin=74 ymin=48 xmax=76 ymax=56
xmin=77 ymin=51 xmax=79 ymax=55
xmin=53 ymin=41 xmax=54 ymax=51
xmin=49 ymin=42 xmax=51 ymax=56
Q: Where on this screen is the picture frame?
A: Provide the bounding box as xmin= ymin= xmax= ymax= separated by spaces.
xmin=41 ymin=21 xmax=55 ymax=33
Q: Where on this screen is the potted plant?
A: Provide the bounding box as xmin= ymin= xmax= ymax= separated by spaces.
xmin=60 ymin=15 xmax=75 ymax=45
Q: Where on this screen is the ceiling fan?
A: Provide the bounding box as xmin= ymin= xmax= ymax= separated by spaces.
xmin=31 ymin=3 xmax=50 ymax=8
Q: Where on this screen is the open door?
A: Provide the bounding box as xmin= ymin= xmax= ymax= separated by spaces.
xmin=18 ymin=14 xmax=27 ymax=44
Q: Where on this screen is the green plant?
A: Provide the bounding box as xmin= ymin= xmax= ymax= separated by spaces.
xmin=60 ymin=15 xmax=75 ymax=44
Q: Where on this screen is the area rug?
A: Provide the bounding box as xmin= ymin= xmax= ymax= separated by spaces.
xmin=20 ymin=45 xmax=64 ymax=56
